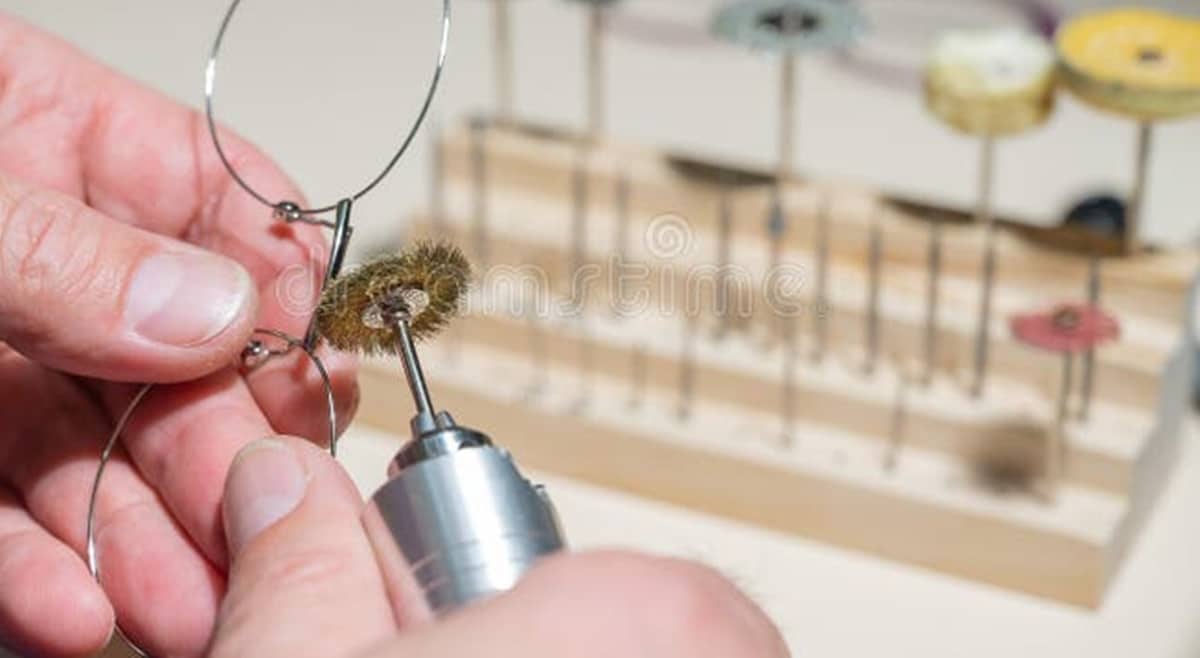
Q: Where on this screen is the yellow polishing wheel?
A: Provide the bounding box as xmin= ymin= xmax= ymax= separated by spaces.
xmin=925 ymin=29 xmax=1057 ymax=137
xmin=1057 ymin=8 xmax=1200 ymax=120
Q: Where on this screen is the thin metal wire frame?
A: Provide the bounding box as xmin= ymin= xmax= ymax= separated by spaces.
xmin=85 ymin=329 xmax=339 ymax=657
xmin=204 ymin=0 xmax=452 ymax=217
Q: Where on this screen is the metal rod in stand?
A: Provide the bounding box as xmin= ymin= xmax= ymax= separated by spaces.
xmin=493 ymin=0 xmax=514 ymax=124
xmin=779 ymin=54 xmax=797 ymax=185
xmin=587 ymin=6 xmax=606 ymax=139
xmin=1078 ymin=255 xmax=1102 ymax=420
xmin=781 ymin=310 xmax=798 ymax=446
xmin=470 ymin=120 xmax=490 ymax=271
xmin=811 ymin=196 xmax=831 ymax=364
xmin=864 ymin=208 xmax=883 ymax=375
xmin=613 ymin=171 xmax=631 ymax=317
xmin=716 ymin=184 xmax=733 ymax=338
xmin=1126 ymin=121 xmax=1153 ymax=256
xmin=569 ymin=147 xmax=589 ymax=296
xmin=1048 ymin=352 xmax=1074 ymax=500
xmin=677 ymin=315 xmax=696 ymax=421
xmin=923 ymin=213 xmax=943 ymax=386
xmin=764 ymin=52 xmax=798 ymax=348
xmin=766 ymin=192 xmax=787 ymax=345
xmin=970 ymin=134 xmax=997 ymax=398
xmin=769 ymin=53 xmax=798 ymax=341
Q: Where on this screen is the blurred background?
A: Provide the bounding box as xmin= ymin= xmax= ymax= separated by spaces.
xmin=1 ymin=1 xmax=1198 ymax=657
xmin=1 ymin=0 xmax=1197 ymax=259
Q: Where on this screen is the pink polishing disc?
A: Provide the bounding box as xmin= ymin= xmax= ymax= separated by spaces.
xmin=1010 ymin=303 xmax=1120 ymax=354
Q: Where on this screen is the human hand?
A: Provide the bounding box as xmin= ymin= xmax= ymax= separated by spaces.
xmin=0 ymin=13 xmax=358 ymax=657
xmin=210 ymin=436 xmax=790 ymax=658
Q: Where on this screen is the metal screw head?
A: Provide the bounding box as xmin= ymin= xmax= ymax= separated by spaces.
xmin=240 ymin=339 xmax=270 ymax=368
xmin=273 ymin=201 xmax=304 ymax=223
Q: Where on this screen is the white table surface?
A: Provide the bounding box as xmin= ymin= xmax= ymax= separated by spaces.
xmin=1 ymin=1 xmax=1198 ymax=656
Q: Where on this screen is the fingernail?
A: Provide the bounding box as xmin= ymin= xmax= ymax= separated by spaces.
xmin=125 ymin=250 xmax=253 ymax=347
xmin=224 ymin=438 xmax=309 ymax=556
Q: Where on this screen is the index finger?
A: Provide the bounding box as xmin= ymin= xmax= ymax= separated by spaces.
xmin=0 ymin=13 xmax=358 ymax=434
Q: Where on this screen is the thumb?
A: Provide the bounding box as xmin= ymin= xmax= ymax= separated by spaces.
xmin=210 ymin=437 xmax=397 ymax=658
xmin=0 ymin=177 xmax=257 ymax=382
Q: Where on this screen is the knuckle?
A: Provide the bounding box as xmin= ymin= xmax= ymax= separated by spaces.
xmin=0 ymin=188 xmax=106 ymax=306
xmin=246 ymin=545 xmax=357 ymax=595
xmin=213 ymin=544 xmax=360 ymax=657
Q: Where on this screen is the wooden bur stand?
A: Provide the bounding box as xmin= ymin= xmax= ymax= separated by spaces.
xmin=359 ymin=120 xmax=1197 ymax=607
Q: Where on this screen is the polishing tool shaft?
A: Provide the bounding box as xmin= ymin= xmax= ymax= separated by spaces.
xmin=394 ymin=319 xmax=435 ymax=419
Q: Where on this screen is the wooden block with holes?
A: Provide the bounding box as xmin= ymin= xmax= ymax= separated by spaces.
xmin=358 ymin=119 xmax=1198 ymax=607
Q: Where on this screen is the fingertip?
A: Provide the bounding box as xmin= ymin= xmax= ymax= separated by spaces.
xmin=0 ymin=534 xmax=115 ymax=658
xmin=0 ymin=181 xmax=261 ymax=383
xmin=274 ymin=434 xmax=363 ymax=503
xmin=121 ymin=250 xmax=260 ymax=382
xmin=223 ymin=436 xmax=360 ymax=557
xmin=210 ymin=437 xmax=388 ymax=658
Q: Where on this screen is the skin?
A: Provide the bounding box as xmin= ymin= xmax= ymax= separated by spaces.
xmin=209 ymin=437 xmax=790 ymax=658
xmin=0 ymin=13 xmax=789 ymax=658
xmin=0 ymin=12 xmax=357 ymax=656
